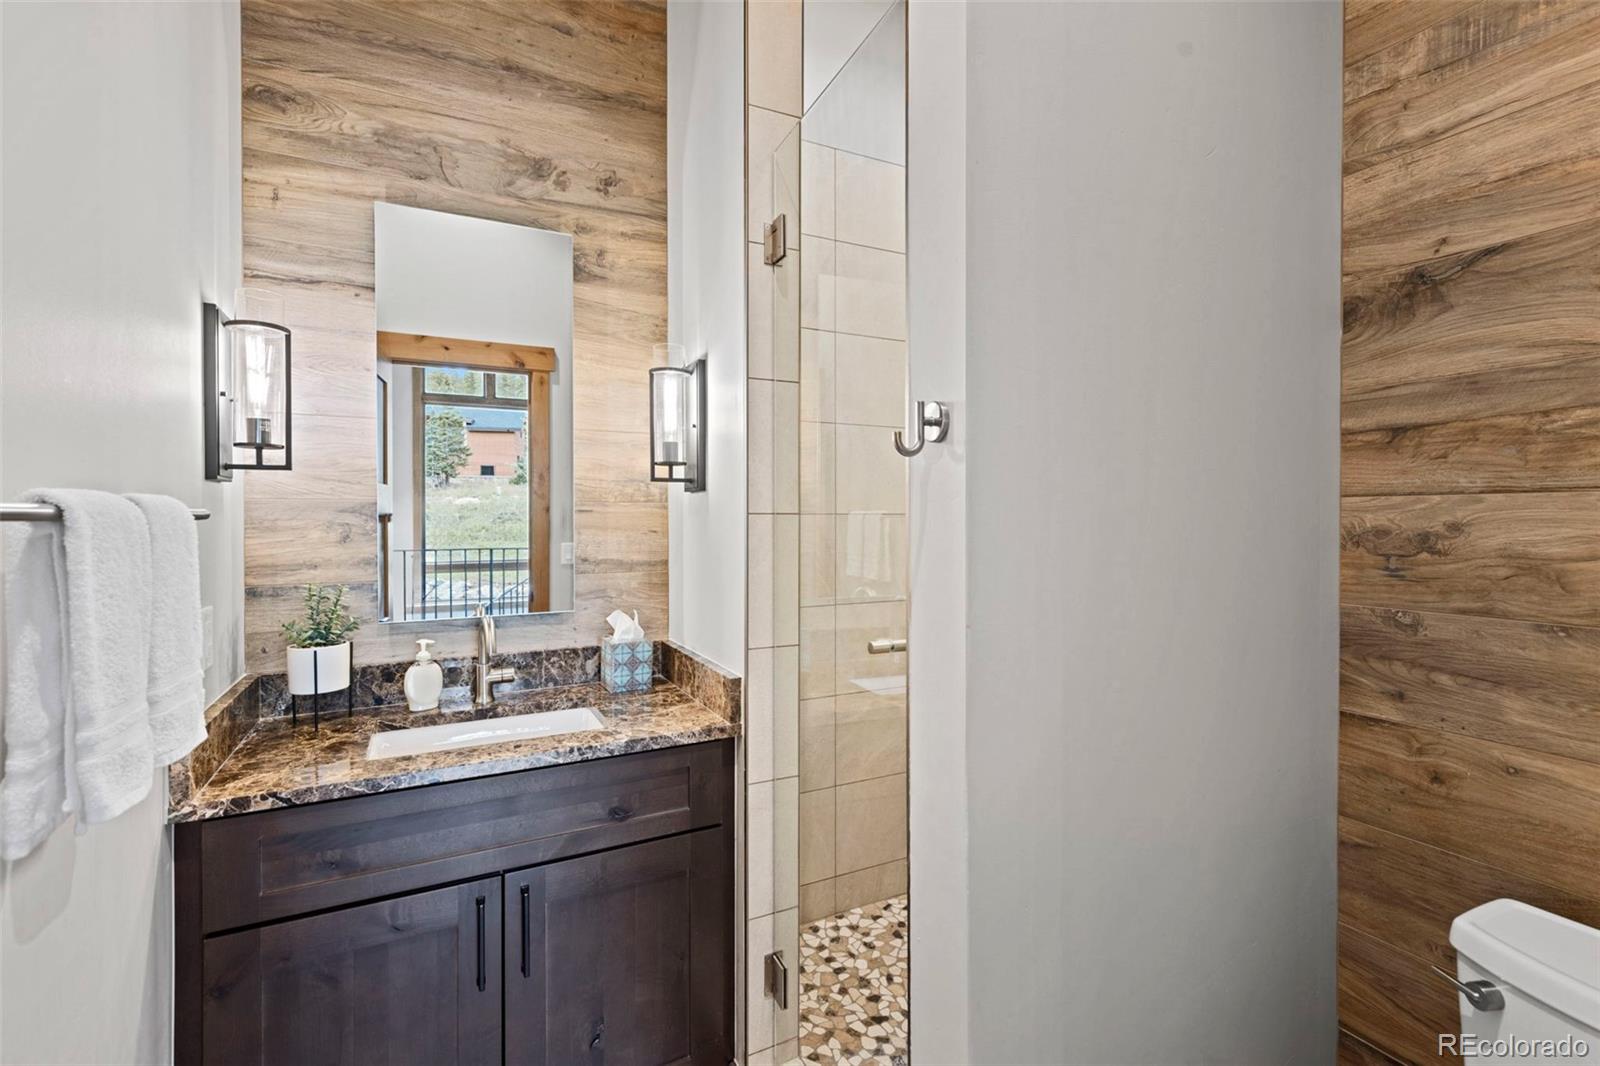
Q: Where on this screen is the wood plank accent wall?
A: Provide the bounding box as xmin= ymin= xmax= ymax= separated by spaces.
xmin=240 ymin=0 xmax=667 ymax=670
xmin=1339 ymin=3 xmax=1600 ymax=1062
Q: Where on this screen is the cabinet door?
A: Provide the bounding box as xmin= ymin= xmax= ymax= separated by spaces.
xmin=505 ymin=830 xmax=732 ymax=1066
xmin=203 ymin=877 xmax=502 ymax=1066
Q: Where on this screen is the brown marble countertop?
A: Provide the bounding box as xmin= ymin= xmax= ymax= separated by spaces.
xmin=169 ymin=680 xmax=738 ymax=822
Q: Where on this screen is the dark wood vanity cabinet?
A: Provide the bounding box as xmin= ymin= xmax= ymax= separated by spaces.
xmin=175 ymin=741 xmax=733 ymax=1066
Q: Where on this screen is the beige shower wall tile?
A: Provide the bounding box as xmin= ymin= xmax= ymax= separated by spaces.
xmin=773 ymin=127 xmax=801 ymax=251
xmin=748 ymin=779 xmax=775 ymax=918
xmin=835 ymin=242 xmax=904 ymax=340
xmin=771 ymin=246 xmax=799 ymax=381
xmin=748 ymin=515 xmax=774 ymax=649
xmin=834 ymin=333 xmax=905 ymax=428
xmin=748 ymin=107 xmax=797 ymax=244
xmin=800 ymin=604 xmax=836 ymax=699
xmin=801 ymin=140 xmax=835 ymax=239
xmin=774 ymin=381 xmax=799 ymax=513
xmin=801 ymin=235 xmax=835 ymax=331
xmin=800 ymin=787 xmax=836 ymax=884
xmin=800 ymin=329 xmax=835 ymax=423
xmin=800 ymin=421 xmax=835 ymax=515
xmin=835 ymin=690 xmax=906 ymax=785
xmin=836 ymin=424 xmax=904 ymax=515
xmin=835 ymin=512 xmax=906 ymax=602
xmin=834 ymin=859 xmax=907 ymax=913
xmin=747 ymin=0 xmax=801 ymax=117
xmin=835 ymin=150 xmax=905 ymax=253
xmin=800 ymin=514 xmax=836 ymax=607
xmin=834 ymin=600 xmax=906 ymax=698
xmin=800 ymin=696 xmax=836 ymax=793
xmin=773 ymin=645 xmax=799 ymax=780
xmin=746 ymin=647 xmax=775 ymax=784
xmin=748 ymin=378 xmax=774 ymax=513
xmin=800 ymin=877 xmax=837 ymax=924
xmin=835 ymin=773 xmax=907 ymax=874
xmin=748 ymin=243 xmax=773 ymax=380
xmin=772 ymin=514 xmax=798 ymax=647
xmin=775 ymin=907 xmax=799 ymax=1043
xmin=774 ymin=776 xmax=798 ymax=914
xmin=746 ymin=912 xmax=775 ymax=1052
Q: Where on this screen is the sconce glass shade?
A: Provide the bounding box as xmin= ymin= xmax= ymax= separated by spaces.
xmin=205 ymin=288 xmax=292 ymax=479
xmin=650 ymin=343 xmax=704 ymax=491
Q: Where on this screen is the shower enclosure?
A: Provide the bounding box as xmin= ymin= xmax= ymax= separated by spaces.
xmin=773 ymin=4 xmax=911 ymax=1062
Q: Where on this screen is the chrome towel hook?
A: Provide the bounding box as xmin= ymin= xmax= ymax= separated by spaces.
xmin=895 ymin=400 xmax=951 ymax=457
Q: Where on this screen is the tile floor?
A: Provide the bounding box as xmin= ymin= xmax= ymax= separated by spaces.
xmin=798 ymin=895 xmax=908 ymax=1065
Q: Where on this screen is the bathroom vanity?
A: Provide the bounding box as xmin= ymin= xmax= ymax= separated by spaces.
xmin=170 ymin=659 xmax=738 ymax=1066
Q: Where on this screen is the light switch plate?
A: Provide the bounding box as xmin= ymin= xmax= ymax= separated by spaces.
xmin=561 ymin=542 xmax=575 ymax=565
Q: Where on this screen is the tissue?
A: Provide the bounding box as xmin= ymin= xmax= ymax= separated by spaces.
xmin=601 ymin=609 xmax=651 ymax=693
xmin=606 ymin=609 xmax=645 ymax=642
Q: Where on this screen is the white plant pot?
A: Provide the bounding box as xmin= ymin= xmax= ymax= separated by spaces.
xmin=286 ymin=642 xmax=351 ymax=696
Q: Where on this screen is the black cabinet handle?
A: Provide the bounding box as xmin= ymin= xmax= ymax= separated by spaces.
xmin=475 ymin=895 xmax=486 ymax=991
xmin=520 ymin=884 xmax=531 ymax=978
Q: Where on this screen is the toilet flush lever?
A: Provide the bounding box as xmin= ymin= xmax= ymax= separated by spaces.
xmin=1431 ymin=965 xmax=1505 ymax=1011
xmin=895 ymin=400 xmax=950 ymax=457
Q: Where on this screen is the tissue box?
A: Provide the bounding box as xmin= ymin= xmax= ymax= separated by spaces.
xmin=601 ymin=636 xmax=654 ymax=694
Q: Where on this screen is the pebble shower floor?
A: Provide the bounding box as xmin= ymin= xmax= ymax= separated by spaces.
xmin=798 ymin=895 xmax=908 ymax=1065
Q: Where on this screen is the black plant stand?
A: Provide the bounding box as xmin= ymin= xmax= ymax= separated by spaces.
xmin=291 ymin=642 xmax=355 ymax=731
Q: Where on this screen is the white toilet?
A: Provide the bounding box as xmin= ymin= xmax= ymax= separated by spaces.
xmin=1449 ymin=899 xmax=1600 ymax=1063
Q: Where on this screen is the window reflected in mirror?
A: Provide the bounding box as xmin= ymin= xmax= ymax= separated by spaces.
xmin=374 ymin=201 xmax=574 ymax=622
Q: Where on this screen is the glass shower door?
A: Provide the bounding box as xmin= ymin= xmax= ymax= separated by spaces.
xmin=791 ymin=3 xmax=910 ymax=1061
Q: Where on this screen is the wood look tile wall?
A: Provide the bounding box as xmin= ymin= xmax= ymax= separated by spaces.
xmin=1339 ymin=4 xmax=1600 ymax=1063
xmin=240 ymin=0 xmax=667 ymax=671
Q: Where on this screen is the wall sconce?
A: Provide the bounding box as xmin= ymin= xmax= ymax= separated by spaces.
xmin=204 ymin=288 xmax=292 ymax=480
xmin=649 ymin=343 xmax=705 ymax=492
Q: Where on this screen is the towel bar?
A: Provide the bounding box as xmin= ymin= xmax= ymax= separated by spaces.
xmin=0 ymin=502 xmax=210 ymax=522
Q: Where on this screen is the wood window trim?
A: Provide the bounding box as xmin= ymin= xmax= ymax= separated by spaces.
xmin=379 ymin=331 xmax=556 ymax=374
xmin=407 ymin=357 xmax=552 ymax=616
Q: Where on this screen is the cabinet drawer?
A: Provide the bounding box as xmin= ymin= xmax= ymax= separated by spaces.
xmin=199 ymin=741 xmax=731 ymax=933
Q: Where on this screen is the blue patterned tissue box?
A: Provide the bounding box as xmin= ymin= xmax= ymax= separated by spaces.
xmin=601 ymin=637 xmax=654 ymax=694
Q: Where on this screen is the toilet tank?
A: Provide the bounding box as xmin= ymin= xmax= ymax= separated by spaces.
xmin=1449 ymin=899 xmax=1600 ymax=1062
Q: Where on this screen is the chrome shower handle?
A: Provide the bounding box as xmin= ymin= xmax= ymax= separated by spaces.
xmin=895 ymin=400 xmax=950 ymax=457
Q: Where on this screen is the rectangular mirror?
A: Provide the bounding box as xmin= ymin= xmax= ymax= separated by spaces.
xmin=374 ymin=202 xmax=574 ymax=621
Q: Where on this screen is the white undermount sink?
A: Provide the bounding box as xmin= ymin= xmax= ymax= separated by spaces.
xmin=365 ymin=707 xmax=607 ymax=760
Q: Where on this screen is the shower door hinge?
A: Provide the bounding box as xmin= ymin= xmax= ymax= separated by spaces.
xmin=763 ymin=950 xmax=789 ymax=1009
xmin=763 ymin=214 xmax=787 ymax=266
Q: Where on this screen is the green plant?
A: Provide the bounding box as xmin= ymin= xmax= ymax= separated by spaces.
xmin=511 ymin=413 xmax=529 ymax=486
xmin=425 ymin=407 xmax=471 ymax=486
xmin=281 ymin=584 xmax=362 ymax=648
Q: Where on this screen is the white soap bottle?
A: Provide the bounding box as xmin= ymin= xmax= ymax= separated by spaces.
xmin=403 ymin=638 xmax=443 ymax=711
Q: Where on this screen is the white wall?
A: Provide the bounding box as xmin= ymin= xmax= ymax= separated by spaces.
xmin=667 ymin=0 xmax=747 ymax=673
xmin=905 ymin=3 xmax=968 ymax=1061
xmin=957 ymin=2 xmax=1341 ymax=1061
xmin=0 ymin=1 xmax=244 ymax=1062
xmin=802 ymin=0 xmax=895 ymax=114
xmin=802 ymin=1 xmax=904 ymax=166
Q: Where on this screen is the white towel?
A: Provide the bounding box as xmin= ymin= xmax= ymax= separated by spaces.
xmin=127 ymin=494 xmax=206 ymax=765
xmin=26 ymin=489 xmax=155 ymax=827
xmin=844 ymin=510 xmax=895 ymax=591
xmin=2 ymin=521 xmax=72 ymax=858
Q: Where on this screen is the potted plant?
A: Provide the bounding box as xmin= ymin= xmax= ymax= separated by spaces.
xmin=281 ymin=584 xmax=362 ymax=696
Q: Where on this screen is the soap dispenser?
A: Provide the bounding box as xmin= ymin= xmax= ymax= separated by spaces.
xmin=404 ymin=639 xmax=443 ymax=711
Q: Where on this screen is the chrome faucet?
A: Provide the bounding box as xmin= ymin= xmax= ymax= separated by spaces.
xmin=473 ymin=605 xmax=515 ymax=708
